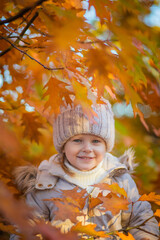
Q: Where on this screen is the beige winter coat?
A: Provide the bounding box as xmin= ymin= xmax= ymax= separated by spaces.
xmin=11 ymin=151 xmax=159 ymax=240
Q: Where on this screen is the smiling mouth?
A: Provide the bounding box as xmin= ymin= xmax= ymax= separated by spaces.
xmin=77 ymin=156 xmax=94 ymax=160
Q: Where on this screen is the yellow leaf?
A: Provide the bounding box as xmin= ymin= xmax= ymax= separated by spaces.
xmin=0 ymin=222 xmax=17 ymax=234
xmin=93 ymin=182 xmax=128 ymax=198
xmin=43 ymin=77 xmax=72 ymax=115
xmin=71 ymin=80 xmax=95 ymax=120
xmin=154 ymin=209 xmax=160 ymax=218
xmin=63 ymin=0 xmax=82 ymax=9
xmin=139 ymin=192 xmax=160 ymax=205
xmin=117 ymin=232 xmax=135 ymax=240
xmin=71 ymin=222 xmax=109 ymax=238
xmin=44 ymin=6 xmax=85 ymax=49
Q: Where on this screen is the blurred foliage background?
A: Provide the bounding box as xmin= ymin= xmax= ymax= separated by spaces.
xmin=0 ymin=0 xmax=160 ymax=238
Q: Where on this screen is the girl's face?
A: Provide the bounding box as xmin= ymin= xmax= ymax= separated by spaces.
xmin=63 ymin=134 xmax=106 ymax=171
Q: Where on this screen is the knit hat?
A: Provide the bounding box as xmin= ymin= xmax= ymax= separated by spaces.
xmin=53 ymin=101 xmax=115 ymax=153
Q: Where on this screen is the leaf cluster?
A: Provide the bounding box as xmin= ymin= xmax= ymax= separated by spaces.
xmin=0 ymin=0 xmax=160 ymax=239
xmin=0 ymin=181 xmax=160 ymax=239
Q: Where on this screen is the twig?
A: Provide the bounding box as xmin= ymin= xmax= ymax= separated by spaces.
xmin=17 ymin=45 xmax=45 ymax=49
xmin=0 ymin=0 xmax=47 ymax=25
xmin=21 ymin=9 xmax=52 ymax=37
xmin=79 ymin=39 xmax=118 ymax=44
xmin=106 ymin=215 xmax=159 ymax=238
xmin=125 ymin=202 xmax=134 ymax=228
xmin=30 ymin=24 xmax=52 ymax=37
xmin=1 ymin=36 xmax=30 ymax=45
xmin=137 ymin=227 xmax=159 ymax=237
xmin=0 ymin=35 xmax=64 ymax=71
xmin=0 ymin=12 xmax=39 ymax=57
xmin=19 ymin=12 xmax=39 ymax=40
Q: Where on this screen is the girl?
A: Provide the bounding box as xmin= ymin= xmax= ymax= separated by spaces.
xmin=12 ymin=102 xmax=159 ymax=240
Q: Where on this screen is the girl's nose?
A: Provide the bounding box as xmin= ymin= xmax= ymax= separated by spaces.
xmin=82 ymin=141 xmax=92 ymax=152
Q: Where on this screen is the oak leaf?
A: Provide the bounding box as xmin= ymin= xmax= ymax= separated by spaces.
xmin=21 ymin=112 xmax=43 ymax=143
xmin=35 ymin=221 xmax=78 ymax=240
xmin=63 ymin=0 xmax=82 ymax=9
xmin=99 ymin=193 xmax=129 ymax=215
xmin=71 ymin=222 xmax=110 ymax=238
xmin=71 ymin=80 xmax=95 ymax=120
xmin=53 ymin=200 xmax=82 ymax=223
xmin=46 ymin=187 xmax=88 ymax=215
xmin=0 ymin=118 xmax=20 ymax=158
xmin=89 ymin=0 xmax=112 ymax=23
xmin=139 ymin=192 xmax=160 ymax=205
xmin=0 ymin=222 xmax=17 ymax=235
xmin=154 ymin=209 xmax=160 ymax=218
xmin=93 ymin=182 xmax=128 ymax=198
xmin=43 ymin=5 xmax=85 ymax=50
xmin=43 ymin=76 xmax=72 ymax=114
xmin=116 ymin=232 xmax=135 ymax=240
xmin=89 ymin=192 xmax=103 ymax=210
xmin=60 ymin=187 xmax=88 ymax=209
xmin=0 ymin=181 xmax=36 ymax=239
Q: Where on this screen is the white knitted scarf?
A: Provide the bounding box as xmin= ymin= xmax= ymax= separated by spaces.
xmin=64 ymin=160 xmax=107 ymax=191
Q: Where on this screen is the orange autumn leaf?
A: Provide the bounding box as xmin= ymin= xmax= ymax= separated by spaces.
xmin=60 ymin=187 xmax=88 ymax=209
xmin=53 ymin=200 xmax=82 ymax=223
xmin=89 ymin=192 xmax=103 ymax=210
xmin=21 ymin=112 xmax=43 ymax=143
xmin=71 ymin=80 xmax=95 ymax=119
xmin=43 ymin=77 xmax=72 ymax=114
xmin=45 ymin=187 xmax=88 ymax=223
xmin=99 ymin=193 xmax=129 ymax=215
xmin=117 ymin=232 xmax=135 ymax=240
xmin=0 ymin=118 xmax=20 ymax=158
xmin=0 ymin=222 xmax=17 ymax=235
xmin=0 ymin=0 xmax=160 ymax=238
xmin=63 ymin=0 xmax=82 ymax=9
xmin=154 ymin=212 xmax=160 ymax=228
xmin=46 ymin=187 xmax=87 ymax=210
xmin=71 ymin=222 xmax=109 ymax=238
xmin=0 ymin=181 xmax=36 ymax=239
xmin=84 ymin=48 xmax=117 ymax=96
xmin=154 ymin=209 xmax=160 ymax=218
xmin=93 ymin=182 xmax=128 ymax=198
xmin=43 ymin=5 xmax=85 ymax=50
xmin=85 ymin=48 xmax=109 ymax=77
xmin=89 ymin=0 xmax=112 ymax=23
xmin=139 ymin=192 xmax=160 ymax=205
xmin=35 ymin=221 xmax=78 ymax=240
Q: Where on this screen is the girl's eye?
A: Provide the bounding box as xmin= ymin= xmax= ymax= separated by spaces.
xmin=92 ymin=139 xmax=100 ymax=143
xmin=73 ymin=139 xmax=82 ymax=143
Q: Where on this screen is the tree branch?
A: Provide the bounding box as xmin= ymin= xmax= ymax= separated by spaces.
xmin=0 ymin=0 xmax=47 ymax=25
xmin=79 ymin=39 xmax=118 ymax=44
xmin=0 ymin=12 xmax=39 ymax=57
xmin=17 ymin=45 xmax=45 ymax=49
xmin=0 ymin=35 xmax=64 ymax=71
xmin=137 ymin=227 xmax=159 ymax=237
xmin=19 ymin=12 xmax=39 ymax=40
xmin=3 ymin=36 xmax=30 ymax=45
xmin=106 ymin=215 xmax=159 ymax=238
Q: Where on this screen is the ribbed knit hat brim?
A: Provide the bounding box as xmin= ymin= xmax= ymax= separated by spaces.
xmin=53 ymin=102 xmax=115 ymax=153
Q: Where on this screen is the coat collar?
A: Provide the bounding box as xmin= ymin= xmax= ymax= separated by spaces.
xmin=35 ymin=153 xmax=127 ymax=190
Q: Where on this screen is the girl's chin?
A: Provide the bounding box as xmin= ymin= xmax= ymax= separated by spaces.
xmin=77 ymin=165 xmax=96 ymax=171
